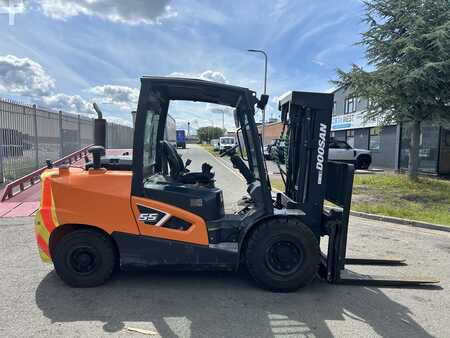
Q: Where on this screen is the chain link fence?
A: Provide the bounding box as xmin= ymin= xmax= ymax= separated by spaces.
xmin=0 ymin=98 xmax=133 ymax=184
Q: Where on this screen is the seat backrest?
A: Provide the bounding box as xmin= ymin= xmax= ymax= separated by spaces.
xmin=161 ymin=141 xmax=184 ymax=178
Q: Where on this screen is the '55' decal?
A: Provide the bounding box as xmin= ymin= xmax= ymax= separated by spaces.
xmin=137 ymin=204 xmax=169 ymax=226
xmin=139 ymin=213 xmax=160 ymax=223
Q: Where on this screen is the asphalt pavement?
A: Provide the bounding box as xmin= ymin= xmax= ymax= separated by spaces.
xmin=1 ymin=144 xmax=449 ymax=337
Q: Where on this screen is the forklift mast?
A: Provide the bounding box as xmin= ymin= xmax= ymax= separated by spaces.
xmin=277 ymin=91 xmax=438 ymax=286
xmin=279 ymin=92 xmax=334 ymax=238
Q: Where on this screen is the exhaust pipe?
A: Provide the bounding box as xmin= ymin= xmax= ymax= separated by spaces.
xmin=89 ymin=103 xmax=106 ymax=169
xmin=93 ymin=102 xmax=106 ymax=148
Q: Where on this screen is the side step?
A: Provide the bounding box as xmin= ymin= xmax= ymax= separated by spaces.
xmin=338 ymin=270 xmax=440 ymax=287
xmin=345 ymin=257 xmax=405 ymax=266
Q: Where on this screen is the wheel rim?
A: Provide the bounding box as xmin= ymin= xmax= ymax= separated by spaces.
xmin=67 ymin=246 xmax=99 ymax=275
xmin=265 ymin=240 xmax=303 ymax=276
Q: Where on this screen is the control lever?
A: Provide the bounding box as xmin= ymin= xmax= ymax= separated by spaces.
xmin=230 ymin=154 xmax=253 ymax=184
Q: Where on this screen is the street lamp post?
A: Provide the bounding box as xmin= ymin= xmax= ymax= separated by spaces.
xmin=248 ymin=49 xmax=267 ymax=145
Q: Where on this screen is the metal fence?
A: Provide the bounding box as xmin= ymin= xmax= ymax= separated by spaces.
xmin=0 ymin=98 xmax=133 ymax=183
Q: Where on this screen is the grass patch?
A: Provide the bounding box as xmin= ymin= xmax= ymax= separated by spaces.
xmin=271 ymin=179 xmax=284 ymax=192
xmin=352 ymin=173 xmax=450 ymax=225
xmin=271 ymin=173 xmax=450 ymax=226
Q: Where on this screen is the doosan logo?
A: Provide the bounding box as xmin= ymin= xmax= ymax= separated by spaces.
xmin=316 ymin=123 xmax=327 ymax=184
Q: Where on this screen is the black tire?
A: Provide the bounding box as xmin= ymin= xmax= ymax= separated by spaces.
xmin=245 ymin=218 xmax=319 ymax=292
xmin=356 ymin=156 xmax=371 ymax=170
xmin=53 ymin=229 xmax=117 ymax=287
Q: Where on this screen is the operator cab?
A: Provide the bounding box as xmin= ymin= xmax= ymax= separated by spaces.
xmin=132 ymin=77 xmax=272 ymax=222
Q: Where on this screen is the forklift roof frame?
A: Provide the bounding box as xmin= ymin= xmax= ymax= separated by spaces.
xmin=131 ymin=76 xmax=273 ymax=212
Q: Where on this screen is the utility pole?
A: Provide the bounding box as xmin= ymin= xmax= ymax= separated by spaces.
xmin=248 ymin=49 xmax=267 ymax=145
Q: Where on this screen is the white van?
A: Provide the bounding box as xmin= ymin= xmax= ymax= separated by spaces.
xmin=219 ymin=136 xmax=236 ymax=153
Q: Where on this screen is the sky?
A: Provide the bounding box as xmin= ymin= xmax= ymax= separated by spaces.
xmin=0 ymin=0 xmax=367 ymax=131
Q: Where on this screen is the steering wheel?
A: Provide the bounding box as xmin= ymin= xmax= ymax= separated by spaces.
xmin=220 ymin=144 xmax=239 ymax=157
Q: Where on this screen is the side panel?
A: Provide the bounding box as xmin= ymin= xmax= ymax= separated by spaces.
xmin=51 ymin=170 xmax=138 ymax=235
xmin=131 ymin=196 xmax=209 ymax=245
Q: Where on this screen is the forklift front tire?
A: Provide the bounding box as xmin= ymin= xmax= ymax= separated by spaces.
xmin=53 ymin=229 xmax=117 ymax=288
xmin=245 ymin=218 xmax=320 ymax=292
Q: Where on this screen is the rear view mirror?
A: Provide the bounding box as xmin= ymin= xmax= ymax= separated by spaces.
xmin=233 ymin=109 xmax=240 ymax=128
xmin=257 ymin=94 xmax=269 ymax=110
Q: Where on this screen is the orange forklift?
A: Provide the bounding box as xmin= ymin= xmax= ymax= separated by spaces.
xmin=35 ymin=77 xmax=437 ymax=291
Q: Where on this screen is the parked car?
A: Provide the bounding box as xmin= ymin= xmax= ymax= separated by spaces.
xmin=329 ymin=139 xmax=372 ymax=170
xmin=211 ymin=138 xmax=219 ymax=151
xmin=263 ymin=139 xmax=279 ymax=160
xmin=270 ymin=140 xmax=286 ymax=164
xmin=219 ymin=136 xmax=236 ymax=153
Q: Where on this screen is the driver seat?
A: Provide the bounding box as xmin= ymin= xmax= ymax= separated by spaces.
xmin=160 ymin=141 xmax=215 ymax=185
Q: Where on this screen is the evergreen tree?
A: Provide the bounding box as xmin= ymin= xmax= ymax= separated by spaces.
xmin=334 ymin=0 xmax=450 ymax=180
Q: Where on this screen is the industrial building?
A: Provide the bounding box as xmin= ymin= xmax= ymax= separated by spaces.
xmin=331 ymin=87 xmax=450 ymax=175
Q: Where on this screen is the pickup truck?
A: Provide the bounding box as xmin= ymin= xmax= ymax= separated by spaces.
xmin=268 ymin=138 xmax=372 ymax=170
xmin=328 ymin=139 xmax=372 ymax=169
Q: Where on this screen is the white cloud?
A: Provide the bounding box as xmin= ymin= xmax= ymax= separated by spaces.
xmin=89 ymin=84 xmax=139 ymax=111
xmin=0 ymin=54 xmax=55 ymax=96
xmin=168 ymin=70 xmax=227 ymax=84
xmin=206 ymin=103 xmax=233 ymax=120
xmin=199 ymin=70 xmax=227 ymax=84
xmin=35 ymin=0 xmax=176 ymax=24
xmin=40 ymin=93 xmax=93 ymax=115
xmin=0 ymin=54 xmax=133 ymax=125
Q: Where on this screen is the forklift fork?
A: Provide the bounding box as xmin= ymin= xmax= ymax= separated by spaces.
xmin=320 ymin=162 xmax=439 ymax=287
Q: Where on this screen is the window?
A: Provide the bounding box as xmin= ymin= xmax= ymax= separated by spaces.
xmin=346 ymin=130 xmax=355 ymax=148
xmin=369 ymin=127 xmax=381 ymax=150
xmin=143 ymin=109 xmax=160 ymax=177
xmin=329 ymin=140 xmax=351 ymax=149
xmin=332 ymin=101 xmax=337 ymax=114
xmin=344 ymin=96 xmax=357 ymax=114
xmin=399 ymin=122 xmax=440 ymax=173
xmin=330 ymin=131 xmax=335 ymax=138
xmin=220 ymin=137 xmax=234 ymax=144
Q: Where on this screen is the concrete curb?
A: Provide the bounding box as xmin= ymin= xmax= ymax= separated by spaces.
xmin=350 ymin=210 xmax=450 ymax=233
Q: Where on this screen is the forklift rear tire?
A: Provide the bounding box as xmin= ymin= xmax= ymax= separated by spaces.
xmin=53 ymin=229 xmax=117 ymax=288
xmin=245 ymin=218 xmax=319 ymax=292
